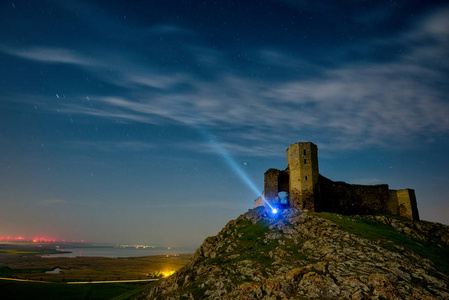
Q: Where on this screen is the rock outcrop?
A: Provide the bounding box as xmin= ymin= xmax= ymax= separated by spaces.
xmin=139 ymin=208 xmax=449 ymax=299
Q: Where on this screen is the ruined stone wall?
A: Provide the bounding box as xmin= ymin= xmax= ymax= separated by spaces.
xmin=387 ymin=190 xmax=399 ymax=215
xmin=388 ymin=189 xmax=420 ymax=220
xmin=317 ymin=175 xmax=390 ymax=215
xmin=254 ymin=196 xmax=265 ymax=208
xmin=263 ymin=168 xmax=289 ymax=206
xmin=278 ymin=171 xmax=289 ymax=194
xmin=259 ymin=141 xmax=420 ymax=220
xmin=263 ymin=169 xmax=281 ymax=201
xmin=286 ymin=142 xmax=319 ymax=210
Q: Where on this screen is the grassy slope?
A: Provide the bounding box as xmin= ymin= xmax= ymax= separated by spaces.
xmin=311 ymin=212 xmax=449 ymax=276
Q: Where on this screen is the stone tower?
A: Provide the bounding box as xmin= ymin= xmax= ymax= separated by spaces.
xmin=286 ymin=142 xmax=319 ymax=210
xmin=258 ymin=141 xmax=419 ymax=220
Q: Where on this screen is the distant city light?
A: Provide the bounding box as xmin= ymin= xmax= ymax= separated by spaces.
xmin=0 ymin=236 xmax=62 ymax=243
xmin=0 ymin=235 xmax=84 ymax=243
xmin=163 ymin=270 xmax=175 ymax=277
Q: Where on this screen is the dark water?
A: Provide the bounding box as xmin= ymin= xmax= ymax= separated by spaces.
xmin=42 ymin=246 xmax=196 ymax=258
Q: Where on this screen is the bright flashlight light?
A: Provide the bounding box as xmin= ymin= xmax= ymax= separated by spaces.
xmin=197 ymin=128 xmax=278 ymax=212
xmin=272 ymin=208 xmax=278 ymax=214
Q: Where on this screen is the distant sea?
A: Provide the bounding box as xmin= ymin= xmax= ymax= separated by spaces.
xmin=42 ymin=246 xmax=196 ymax=258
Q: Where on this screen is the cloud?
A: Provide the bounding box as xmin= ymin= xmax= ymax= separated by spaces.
xmin=125 ymin=74 xmax=183 ymax=89
xmin=182 ymin=140 xmax=285 ymax=158
xmin=257 ymin=49 xmax=317 ymax=71
xmin=3 ymin=7 xmax=448 ymax=157
xmin=64 ymin=140 xmax=157 ymax=153
xmin=58 ymin=102 xmax=160 ymax=125
xmin=1 ymin=46 xmax=95 ymax=66
xmin=147 ymin=24 xmax=194 ymax=35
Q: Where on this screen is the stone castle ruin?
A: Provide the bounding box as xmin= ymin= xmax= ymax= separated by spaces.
xmin=255 ymin=142 xmax=420 ymax=221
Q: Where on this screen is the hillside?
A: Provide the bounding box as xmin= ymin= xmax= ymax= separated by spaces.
xmin=136 ymin=208 xmax=449 ymax=299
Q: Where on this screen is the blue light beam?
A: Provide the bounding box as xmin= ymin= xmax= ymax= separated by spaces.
xmin=205 ymin=135 xmax=274 ymax=210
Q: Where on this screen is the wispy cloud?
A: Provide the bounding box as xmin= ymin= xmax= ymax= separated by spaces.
xmin=1 ymin=46 xmax=95 ymax=66
xmin=65 ymin=140 xmax=158 ymax=153
xmin=182 ymin=140 xmax=285 ymax=158
xmin=2 ymin=7 xmax=448 ymax=157
xmin=147 ymin=24 xmax=194 ymax=35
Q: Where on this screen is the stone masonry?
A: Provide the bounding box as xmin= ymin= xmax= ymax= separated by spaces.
xmin=256 ymin=142 xmax=420 ymax=221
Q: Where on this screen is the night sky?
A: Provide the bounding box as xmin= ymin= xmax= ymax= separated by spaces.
xmin=1 ymin=0 xmax=448 ymax=247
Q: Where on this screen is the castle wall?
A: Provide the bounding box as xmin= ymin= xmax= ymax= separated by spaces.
xmin=263 ymin=169 xmax=281 ymax=201
xmin=388 ymin=189 xmax=420 ymax=220
xmin=286 ymin=142 xmax=319 ymax=210
xmin=263 ymin=168 xmax=290 ymax=206
xmin=387 ymin=190 xmax=399 ymax=215
xmin=254 ymin=196 xmax=265 ymax=208
xmin=317 ymin=175 xmax=390 ymax=215
xmin=259 ymin=141 xmax=419 ymax=220
xmin=278 ymin=171 xmax=289 ymax=194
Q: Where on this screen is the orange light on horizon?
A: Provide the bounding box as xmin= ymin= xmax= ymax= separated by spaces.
xmin=0 ymin=236 xmax=72 ymax=243
xmin=163 ymin=270 xmax=175 ymax=277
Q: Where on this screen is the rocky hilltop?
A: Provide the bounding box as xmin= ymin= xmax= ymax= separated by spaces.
xmin=139 ymin=208 xmax=449 ymax=299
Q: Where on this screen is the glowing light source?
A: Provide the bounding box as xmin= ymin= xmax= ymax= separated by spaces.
xmin=272 ymin=208 xmax=278 ymax=214
xmin=163 ymin=270 xmax=175 ymax=277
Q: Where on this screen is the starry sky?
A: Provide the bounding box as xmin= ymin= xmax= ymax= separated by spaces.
xmin=1 ymin=0 xmax=449 ymax=247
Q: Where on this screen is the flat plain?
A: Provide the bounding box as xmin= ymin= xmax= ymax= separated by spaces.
xmin=0 ymin=243 xmax=192 ymax=299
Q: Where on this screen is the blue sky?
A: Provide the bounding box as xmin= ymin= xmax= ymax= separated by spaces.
xmin=1 ymin=0 xmax=448 ymax=247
